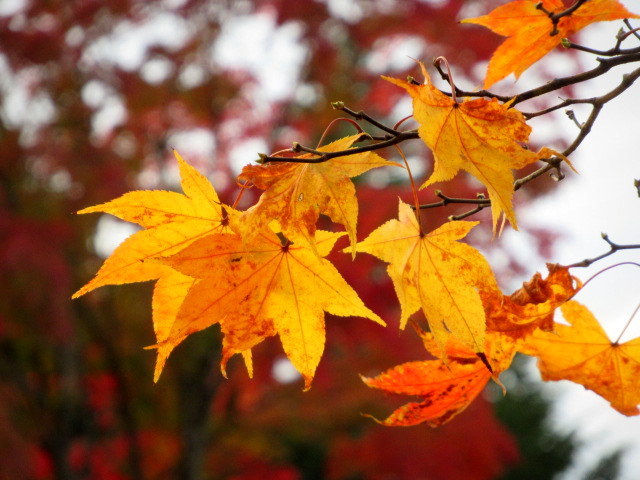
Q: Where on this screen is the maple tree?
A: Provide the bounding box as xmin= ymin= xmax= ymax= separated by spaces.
xmin=4 ymin=0 xmax=640 ymax=478
xmin=74 ymin=0 xmax=640 ymax=429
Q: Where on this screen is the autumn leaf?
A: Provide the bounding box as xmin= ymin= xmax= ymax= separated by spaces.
xmin=73 ymin=150 xmax=238 ymax=379
xmin=238 ymin=135 xmax=399 ymax=253
xmin=482 ymin=263 xmax=581 ymax=342
xmin=362 ymin=331 xmax=514 ymax=427
xmin=385 ymin=66 xmax=544 ymax=230
xmin=521 ymin=301 xmax=640 ymax=416
xmin=462 ymin=0 xmax=640 ymax=88
xmin=157 ymin=227 xmax=385 ymax=389
xmin=352 ymin=199 xmax=497 ymax=354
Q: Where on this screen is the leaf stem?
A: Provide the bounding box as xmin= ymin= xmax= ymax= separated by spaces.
xmin=316 ymin=117 xmax=363 ymax=148
xmin=615 ymin=301 xmax=640 ymax=344
xmin=394 ymin=144 xmax=423 ymax=236
xmin=433 ymin=56 xmax=458 ymax=103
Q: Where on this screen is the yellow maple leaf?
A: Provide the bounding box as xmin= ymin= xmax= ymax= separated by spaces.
xmin=462 ymin=0 xmax=640 ymax=88
xmin=521 ymin=300 xmax=640 ymax=416
xmin=352 ymin=199 xmax=497 ymax=354
xmin=157 ymin=227 xmax=385 ymax=389
xmin=73 ymin=151 xmax=238 ymax=379
xmin=238 ymin=135 xmax=399 ymax=253
xmin=385 ymin=66 xmax=543 ymax=230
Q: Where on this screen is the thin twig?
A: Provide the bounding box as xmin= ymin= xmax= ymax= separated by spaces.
xmin=262 ymin=130 xmax=419 ymax=164
xmin=332 ymin=102 xmax=403 ymax=136
xmin=565 ymin=234 xmax=640 ymax=268
xmin=438 ymin=52 xmax=640 ymax=105
xmin=562 ymin=66 xmax=640 ymax=157
xmin=418 ymin=191 xmax=489 ymax=209
xmin=565 ymin=110 xmax=584 ymax=128
xmin=449 ymin=204 xmax=486 ymax=221
xmin=564 ymin=42 xmax=640 ymax=57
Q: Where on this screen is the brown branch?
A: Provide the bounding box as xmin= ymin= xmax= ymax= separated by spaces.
xmin=332 ymin=102 xmax=404 ymax=136
xmin=262 ymin=130 xmax=418 ymax=164
xmin=565 ymin=234 xmax=640 ymax=268
xmin=437 ymin=51 xmax=640 ymax=105
xmin=564 ymin=42 xmax=640 ymax=57
xmin=562 ymin=65 xmax=640 ymax=157
xmin=449 ymin=204 xmax=487 ymax=221
xmin=525 ymin=64 xmax=640 ymax=120
xmin=418 ymin=191 xmax=489 ymax=209
xmin=536 ymin=0 xmax=590 ymax=36
xmin=414 ymin=156 xmax=567 ymax=220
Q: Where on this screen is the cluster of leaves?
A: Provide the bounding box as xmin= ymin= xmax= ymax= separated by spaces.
xmin=6 ymin=1 xmax=543 ymax=478
xmin=75 ymin=0 xmax=640 ymax=431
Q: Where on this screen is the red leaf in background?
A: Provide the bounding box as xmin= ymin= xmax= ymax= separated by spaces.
xmin=327 ymin=399 xmax=519 ymax=480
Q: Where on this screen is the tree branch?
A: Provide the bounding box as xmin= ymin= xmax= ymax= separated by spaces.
xmin=262 ymin=130 xmax=418 ymax=164
xmin=562 ymin=65 xmax=640 ymax=157
xmin=436 ymin=51 xmax=640 ymax=105
xmin=566 ymin=234 xmax=640 ymax=268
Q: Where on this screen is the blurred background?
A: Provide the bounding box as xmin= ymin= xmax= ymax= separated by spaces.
xmin=1 ymin=0 xmax=638 ymax=479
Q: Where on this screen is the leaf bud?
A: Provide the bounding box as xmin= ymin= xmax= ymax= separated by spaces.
xmin=331 ymin=101 xmax=345 ymax=110
xmin=560 ymin=38 xmax=570 ymax=48
xmin=256 ymin=153 xmax=268 ymax=164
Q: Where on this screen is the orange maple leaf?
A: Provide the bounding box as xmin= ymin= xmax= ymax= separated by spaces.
xmin=385 ymin=65 xmax=549 ymax=230
xmin=462 ymin=0 xmax=640 ymax=88
xmin=238 ymin=135 xmax=399 ymax=253
xmin=352 ymin=200 xmax=497 ymax=354
xmin=73 ymin=151 xmax=238 ymax=381
xmin=157 ymin=227 xmax=385 ymax=389
xmin=483 ymin=263 xmax=581 ymax=341
xmin=362 ymin=331 xmax=514 ymax=427
xmin=521 ymin=300 xmax=640 ymax=416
